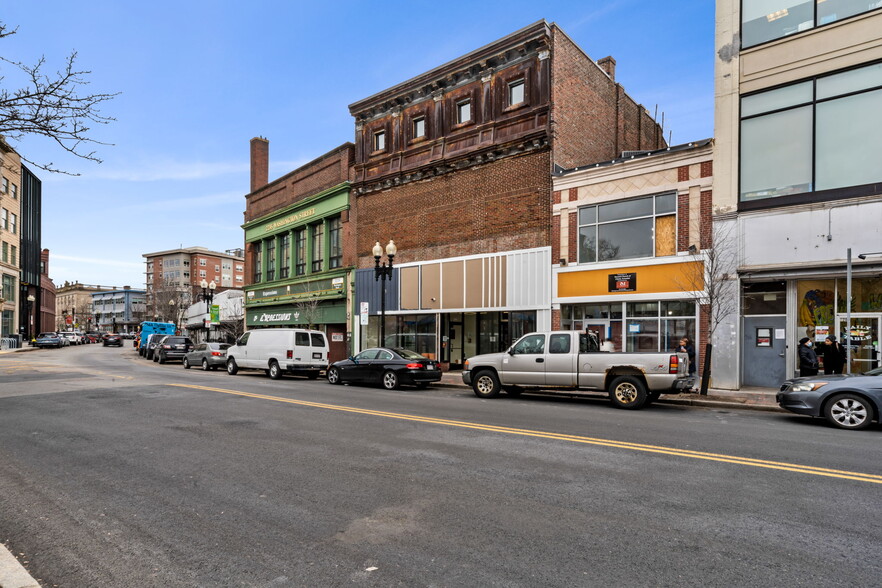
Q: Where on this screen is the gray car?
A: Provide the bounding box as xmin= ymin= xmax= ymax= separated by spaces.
xmin=777 ymin=367 xmax=882 ymax=430
xmin=183 ymin=342 xmax=230 ymax=371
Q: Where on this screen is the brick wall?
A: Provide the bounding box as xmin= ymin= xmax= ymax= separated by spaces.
xmin=551 ymin=214 xmax=561 ymax=264
xmin=567 ymin=211 xmax=578 ymax=264
xmin=551 ymin=308 xmax=561 ymax=330
xmin=677 ymin=192 xmax=690 ymax=252
xmin=245 ymin=144 xmax=354 ymax=223
xmin=700 ymin=190 xmax=713 ymax=250
xmin=355 ymin=150 xmax=551 ymax=267
xmin=551 ymin=27 xmax=666 ymax=170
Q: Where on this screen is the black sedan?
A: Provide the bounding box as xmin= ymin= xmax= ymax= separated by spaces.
xmin=103 ymin=334 xmax=123 ymax=347
xmin=777 ymin=367 xmax=882 ymax=430
xmin=327 ymin=347 xmax=442 ymax=390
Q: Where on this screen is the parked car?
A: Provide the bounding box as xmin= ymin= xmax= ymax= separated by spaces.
xmin=59 ymin=332 xmax=80 ymax=346
xmin=225 ymin=328 xmax=328 ymax=379
xmin=75 ymin=331 xmax=88 ymax=344
xmin=143 ymin=333 xmax=167 ymax=360
xmin=103 ymin=334 xmax=123 ymax=347
xmin=777 ymin=368 xmax=882 ymax=430
xmin=462 ymin=331 xmax=694 ymax=409
xmin=183 ymin=342 xmax=231 ymax=371
xmin=327 ymin=347 xmax=442 ymax=390
xmin=154 ymin=336 xmax=194 ymax=364
xmin=86 ymin=332 xmax=102 ymax=344
xmin=35 ymin=332 xmax=64 ymax=348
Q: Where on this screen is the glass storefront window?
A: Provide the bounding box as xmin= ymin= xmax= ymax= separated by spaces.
xmin=564 ymin=301 xmax=696 ymax=353
xmin=626 ymin=319 xmax=659 ymax=352
xmin=742 ymin=282 xmax=787 ymax=315
xmin=796 ymin=279 xmax=836 ymax=340
xmin=627 ymin=301 xmax=659 ymax=317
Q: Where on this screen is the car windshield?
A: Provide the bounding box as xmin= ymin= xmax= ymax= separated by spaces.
xmin=211 ymin=343 xmax=231 ymax=350
xmin=392 ymin=348 xmax=426 ymax=360
xmin=862 ymin=367 xmax=882 ymax=376
xmin=38 ymin=333 xmax=55 ymax=338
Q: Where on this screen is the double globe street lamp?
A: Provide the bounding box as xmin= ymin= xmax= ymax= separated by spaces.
xmin=198 ymin=279 xmax=217 ymax=337
xmin=373 ymin=240 xmax=397 ymax=348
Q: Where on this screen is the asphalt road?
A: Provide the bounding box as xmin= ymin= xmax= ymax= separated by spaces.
xmin=1 ymin=344 xmax=880 ymax=587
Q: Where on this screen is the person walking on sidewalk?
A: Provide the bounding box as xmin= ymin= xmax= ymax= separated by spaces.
xmin=677 ymin=337 xmax=697 ymax=377
xmin=798 ymin=337 xmax=819 ymax=377
xmin=821 ymin=335 xmax=846 ymax=374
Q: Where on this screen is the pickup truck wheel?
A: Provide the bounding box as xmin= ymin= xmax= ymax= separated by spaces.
xmin=472 ymin=371 xmax=501 ymax=398
xmin=609 ymin=376 xmax=647 ymax=409
xmin=503 ymin=386 xmax=523 ymax=397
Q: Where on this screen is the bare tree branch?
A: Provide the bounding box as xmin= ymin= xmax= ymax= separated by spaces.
xmin=0 ymin=21 xmax=118 ymax=174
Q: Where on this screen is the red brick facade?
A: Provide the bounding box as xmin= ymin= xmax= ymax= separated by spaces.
xmin=677 ymin=192 xmax=690 ymax=252
xmin=355 ymin=150 xmax=551 ymax=267
xmin=551 ymin=29 xmax=665 ymax=170
xmin=245 ymin=144 xmax=354 ymax=224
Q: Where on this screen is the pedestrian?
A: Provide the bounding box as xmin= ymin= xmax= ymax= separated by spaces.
xmin=821 ymin=335 xmax=846 ymax=374
xmin=677 ymin=337 xmax=697 ymax=376
xmin=798 ymin=337 xmax=819 ymax=377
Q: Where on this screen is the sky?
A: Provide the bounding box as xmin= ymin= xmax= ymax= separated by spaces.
xmin=2 ymin=0 xmax=715 ymax=290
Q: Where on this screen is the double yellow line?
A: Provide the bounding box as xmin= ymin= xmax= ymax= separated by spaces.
xmin=171 ymin=383 xmax=882 ymax=485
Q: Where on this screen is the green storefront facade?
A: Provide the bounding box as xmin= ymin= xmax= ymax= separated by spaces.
xmin=243 ymin=182 xmax=353 ymax=361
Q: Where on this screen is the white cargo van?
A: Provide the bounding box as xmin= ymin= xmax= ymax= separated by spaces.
xmin=225 ymin=328 xmax=329 ymax=380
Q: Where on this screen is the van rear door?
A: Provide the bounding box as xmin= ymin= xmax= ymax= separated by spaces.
xmin=310 ymin=332 xmax=328 ymax=366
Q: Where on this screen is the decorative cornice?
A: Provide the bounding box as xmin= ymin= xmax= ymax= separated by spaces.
xmin=354 ymin=135 xmax=549 ymax=195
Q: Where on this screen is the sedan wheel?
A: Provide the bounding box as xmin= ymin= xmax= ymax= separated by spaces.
xmin=183 ymin=357 xmax=191 ymax=369
xmin=202 ymin=358 xmax=210 ymax=372
xmin=327 ymin=366 xmax=342 ymax=385
xmin=825 ymin=393 xmax=874 ymax=430
xmin=382 ymin=370 xmax=400 ymax=390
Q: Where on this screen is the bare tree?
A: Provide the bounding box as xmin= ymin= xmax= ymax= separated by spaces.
xmin=149 ymin=276 xmax=188 ymax=326
xmin=675 ymin=221 xmax=739 ymax=394
xmin=1 ymin=21 xmax=117 ymax=174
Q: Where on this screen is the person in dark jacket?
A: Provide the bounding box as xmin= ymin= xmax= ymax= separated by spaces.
xmin=798 ymin=337 xmax=819 ymax=377
xmin=678 ymin=337 xmax=697 ymax=376
xmin=822 ymin=335 xmax=847 ymax=374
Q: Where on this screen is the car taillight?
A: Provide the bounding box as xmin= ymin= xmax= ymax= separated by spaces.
xmin=287 ymin=350 xmax=293 ymax=359
xmin=669 ymin=355 xmax=679 ymax=374
xmin=406 ymin=363 xmax=424 ymax=369
xmin=211 ymin=351 xmax=222 ymax=356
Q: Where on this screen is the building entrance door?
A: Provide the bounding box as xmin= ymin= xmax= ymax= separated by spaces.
xmin=742 ymin=316 xmax=786 ymax=386
xmin=837 ymin=314 xmax=880 ymax=374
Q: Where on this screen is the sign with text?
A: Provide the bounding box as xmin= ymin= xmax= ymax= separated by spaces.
xmin=360 ymin=302 xmax=369 ymax=326
xmin=608 ymin=273 xmax=637 ymax=292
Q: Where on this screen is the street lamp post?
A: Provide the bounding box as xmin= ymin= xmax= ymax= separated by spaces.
xmin=198 ymin=279 xmax=217 ymax=341
xmin=372 ymin=240 xmax=397 ymax=347
xmin=169 ymin=299 xmax=177 ymax=331
xmin=26 ymin=295 xmax=35 ymax=340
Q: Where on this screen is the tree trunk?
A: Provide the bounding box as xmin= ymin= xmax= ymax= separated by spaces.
xmin=700 ymin=343 xmax=713 ymax=396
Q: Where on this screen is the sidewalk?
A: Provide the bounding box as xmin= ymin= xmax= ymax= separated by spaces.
xmin=436 ymin=370 xmax=782 ymax=412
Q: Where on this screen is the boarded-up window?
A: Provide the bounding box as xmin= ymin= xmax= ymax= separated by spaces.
xmin=655 ymin=215 xmax=676 ymax=257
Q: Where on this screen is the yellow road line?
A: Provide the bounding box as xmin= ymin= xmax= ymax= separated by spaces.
xmin=170 ymin=383 xmax=882 ymax=485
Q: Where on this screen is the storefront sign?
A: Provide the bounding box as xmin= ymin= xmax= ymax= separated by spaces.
xmin=814 ymin=325 xmax=829 ymax=343
xmin=251 ymin=311 xmax=299 ymax=325
xmin=331 ymin=333 xmax=344 ymax=342
xmin=263 ymin=208 xmax=316 ymax=233
xmin=332 ymin=277 xmax=344 ymax=290
xmin=360 ymin=302 xmax=369 ymax=326
xmin=609 ymin=273 xmax=637 ymax=292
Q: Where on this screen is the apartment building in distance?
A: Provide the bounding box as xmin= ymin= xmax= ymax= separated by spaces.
xmin=714 ymin=1 xmax=882 ymax=388
xmin=143 ymin=247 xmax=245 ymax=320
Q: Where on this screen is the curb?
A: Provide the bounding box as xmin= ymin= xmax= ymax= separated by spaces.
xmin=0 ymin=543 xmax=39 ymax=588
xmin=432 ymin=382 xmax=783 ymax=413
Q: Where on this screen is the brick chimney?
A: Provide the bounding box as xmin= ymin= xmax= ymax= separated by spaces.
xmin=597 ymin=56 xmax=616 ymax=82
xmin=250 ymin=137 xmax=269 ymax=192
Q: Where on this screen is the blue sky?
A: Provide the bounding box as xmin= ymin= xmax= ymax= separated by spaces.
xmin=2 ymin=0 xmax=715 ymax=289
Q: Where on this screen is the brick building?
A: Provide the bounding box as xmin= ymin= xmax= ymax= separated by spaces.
xmin=243 ymin=141 xmax=356 ymax=363
xmin=348 ymin=20 xmax=666 ymax=365
xmin=0 ymin=138 xmax=22 ymax=339
xmin=552 ymin=140 xmax=713 ymax=375
xmin=39 ymin=249 xmax=56 ymax=333
xmin=143 ymin=247 xmax=245 ymax=322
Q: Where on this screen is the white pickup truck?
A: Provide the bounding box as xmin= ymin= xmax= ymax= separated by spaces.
xmin=462 ymin=331 xmax=695 ymax=409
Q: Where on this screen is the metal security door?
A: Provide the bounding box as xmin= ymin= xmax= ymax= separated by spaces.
xmin=742 ymin=316 xmax=786 ymax=387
